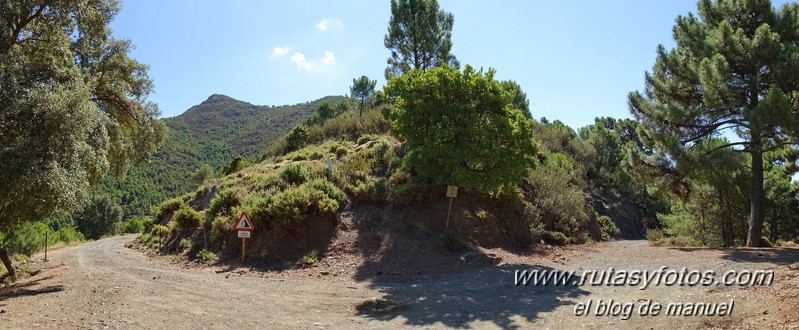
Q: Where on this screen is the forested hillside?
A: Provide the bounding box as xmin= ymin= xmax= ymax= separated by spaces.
xmin=97 ymin=95 xmax=345 ymax=217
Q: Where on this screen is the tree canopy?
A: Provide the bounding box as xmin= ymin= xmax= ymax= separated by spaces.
xmin=350 ymin=76 xmax=377 ymax=116
xmin=0 ymin=0 xmax=165 ymax=274
xmin=385 ymin=65 xmax=538 ymax=192
xmin=628 ymin=0 xmax=799 ymax=246
xmin=384 ymin=0 xmax=459 ymax=79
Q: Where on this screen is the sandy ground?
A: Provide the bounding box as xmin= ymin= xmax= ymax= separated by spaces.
xmin=1 ymin=235 xmax=797 ymax=329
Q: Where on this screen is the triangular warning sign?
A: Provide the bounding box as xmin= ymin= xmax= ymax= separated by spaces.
xmin=234 ymin=212 xmax=254 ymax=231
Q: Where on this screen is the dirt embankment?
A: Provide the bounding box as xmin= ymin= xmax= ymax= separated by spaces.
xmin=1 ymin=235 xmax=797 ymax=329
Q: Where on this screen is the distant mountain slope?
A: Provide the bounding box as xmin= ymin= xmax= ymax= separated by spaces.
xmin=98 ymin=94 xmax=346 ymax=216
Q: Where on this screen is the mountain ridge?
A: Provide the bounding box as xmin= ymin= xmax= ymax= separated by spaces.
xmin=98 ymin=94 xmax=347 ymax=216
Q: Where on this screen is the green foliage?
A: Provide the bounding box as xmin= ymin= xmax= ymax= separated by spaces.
xmin=386 ymin=65 xmax=538 ymax=193
xmin=542 ymin=231 xmax=569 ymax=246
xmin=151 ymin=225 xmax=170 ymax=237
xmin=191 ymin=164 xmax=214 ymax=189
xmin=172 ymin=206 xmax=203 ymax=233
xmin=301 ymin=250 xmax=318 ymax=266
xmin=75 ymin=196 xmax=123 ymax=240
xmin=646 ymin=228 xmax=665 ymax=243
xmin=628 ymin=1 xmax=799 ymax=246
xmin=179 ymin=238 xmax=191 ymax=250
xmin=597 ymin=216 xmax=621 ymax=239
xmin=285 ymin=126 xmax=310 ymax=152
xmin=266 ymin=184 xmax=341 ymax=229
xmin=0 ymin=222 xmax=83 ymax=257
xmin=121 ymin=216 xmax=148 ymax=234
xmin=222 ymin=157 xmax=251 ymax=176
xmin=526 ymin=153 xmax=589 ymax=237
xmin=153 ymin=198 xmax=185 ymax=223
xmin=384 ymin=0 xmax=459 ymax=79
xmin=499 ymin=80 xmax=530 ymax=118
xmin=197 ymin=248 xmax=216 ymax=261
xmin=280 ymin=163 xmax=310 ymax=186
xmin=0 ymin=1 xmax=166 ymax=277
xmin=351 ymin=76 xmax=377 ymax=116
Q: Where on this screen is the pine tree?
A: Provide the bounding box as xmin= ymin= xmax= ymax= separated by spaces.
xmin=628 ymin=0 xmax=799 ymax=246
xmin=383 ymin=0 xmax=459 ymax=80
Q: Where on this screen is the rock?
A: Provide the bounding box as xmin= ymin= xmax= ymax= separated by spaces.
xmin=319 ymin=270 xmax=330 ymax=276
xmin=460 ymin=251 xmax=502 ymax=266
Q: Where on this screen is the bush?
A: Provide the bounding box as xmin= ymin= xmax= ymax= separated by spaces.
xmin=597 ymin=216 xmax=621 ymax=239
xmin=543 ymin=231 xmax=569 ymax=246
xmin=153 ymin=197 xmax=184 ymax=223
xmin=179 ymin=238 xmax=191 ymax=250
xmin=121 ymin=216 xmax=146 ymax=234
xmin=442 ymin=230 xmax=470 ymax=252
xmin=267 ymin=184 xmax=341 ymax=229
xmin=301 ymin=250 xmax=318 ymax=266
xmin=352 ymin=179 xmax=387 ymax=203
xmin=173 ymin=206 xmax=203 ymax=232
xmin=75 ymin=196 xmax=123 ymax=240
xmin=306 ymin=179 xmax=346 ymax=203
xmin=53 ymin=226 xmax=84 ymax=244
xmin=1 ymin=222 xmax=50 ymax=256
xmin=151 ymin=224 xmax=170 ymax=237
xmin=280 ymin=163 xmax=310 ymax=185
xmin=207 ymin=188 xmax=242 ymax=220
xmin=197 ymin=248 xmax=216 ymax=261
xmin=761 ymin=236 xmax=773 ymax=248
xmin=646 ymin=228 xmax=664 ymax=243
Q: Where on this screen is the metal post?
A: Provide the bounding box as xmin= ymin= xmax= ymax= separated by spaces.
xmin=44 ymin=230 xmax=48 ymax=261
xmin=446 ymin=197 xmax=454 ymax=230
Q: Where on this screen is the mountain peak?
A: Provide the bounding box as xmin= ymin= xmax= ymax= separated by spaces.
xmin=201 ymin=94 xmax=238 ymax=104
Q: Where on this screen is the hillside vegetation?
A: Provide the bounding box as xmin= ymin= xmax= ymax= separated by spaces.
xmin=96 ymin=95 xmax=345 ymax=217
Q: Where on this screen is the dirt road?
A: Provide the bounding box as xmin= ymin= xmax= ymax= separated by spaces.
xmin=1 ymin=235 xmax=797 ymax=329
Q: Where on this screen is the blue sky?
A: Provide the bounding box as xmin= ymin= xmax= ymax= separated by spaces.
xmin=111 ymin=0 xmax=791 ymax=130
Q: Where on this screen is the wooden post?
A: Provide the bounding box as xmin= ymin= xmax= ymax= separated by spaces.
xmin=241 ymin=238 xmax=246 ymax=263
xmin=44 ymin=230 xmax=48 ymax=261
xmin=446 ymin=197 xmax=454 ymax=230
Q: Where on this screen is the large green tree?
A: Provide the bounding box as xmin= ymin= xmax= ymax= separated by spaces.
xmin=628 ymin=0 xmax=799 ymax=246
xmin=350 ymin=75 xmax=377 ymax=116
xmin=383 ymin=0 xmax=459 ymax=80
xmin=385 ymin=65 xmax=538 ymax=192
xmin=0 ymin=0 xmax=165 ymax=275
xmin=75 ymin=196 xmax=123 ymax=240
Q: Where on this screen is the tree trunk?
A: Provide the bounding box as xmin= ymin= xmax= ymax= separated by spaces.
xmin=747 ymin=145 xmax=765 ymax=247
xmin=0 ymin=248 xmax=16 ymax=278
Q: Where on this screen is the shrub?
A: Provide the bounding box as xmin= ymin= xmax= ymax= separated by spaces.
xmin=207 ymin=188 xmax=242 ymax=220
xmin=543 ymin=231 xmax=569 ymax=246
xmin=761 ymin=236 xmax=773 ymax=248
xmin=597 ymin=216 xmax=621 ymax=239
xmin=53 ymin=226 xmax=84 ymax=244
xmin=280 ymin=163 xmax=310 ymax=185
xmin=153 ymin=197 xmax=184 ymax=222
xmin=179 ymin=238 xmax=191 ymax=250
xmin=151 ymin=224 xmax=170 ymax=237
xmin=442 ymin=230 xmax=470 ymax=252
xmin=197 ymin=248 xmax=216 ymax=261
xmin=646 ymin=228 xmax=664 ymax=243
xmin=173 ymin=206 xmax=203 ymax=232
xmin=121 ymin=216 xmax=146 ymax=234
xmin=267 ymin=185 xmax=341 ymax=229
xmin=301 ymin=250 xmax=318 ymax=266
xmin=352 ymin=179 xmax=387 ymax=203
xmin=306 ymin=179 xmax=346 ymax=203
xmin=1 ymin=222 xmax=50 ymax=256
xmin=335 ymin=146 xmax=348 ymax=158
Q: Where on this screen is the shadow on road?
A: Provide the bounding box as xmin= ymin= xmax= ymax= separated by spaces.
xmin=355 ymin=264 xmax=588 ymax=329
xmin=0 ymin=274 xmax=64 ymax=302
xmin=673 ymin=247 xmax=799 ymax=266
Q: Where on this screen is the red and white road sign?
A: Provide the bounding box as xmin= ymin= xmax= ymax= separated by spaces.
xmin=234 ymin=212 xmax=254 ymax=231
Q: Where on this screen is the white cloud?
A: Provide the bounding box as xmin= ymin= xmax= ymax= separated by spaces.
xmin=287 ymin=51 xmax=336 ymax=72
xmin=290 ymin=52 xmax=313 ymax=70
xmin=270 ymin=46 xmax=290 ymax=58
xmin=315 ymin=18 xmax=343 ymax=32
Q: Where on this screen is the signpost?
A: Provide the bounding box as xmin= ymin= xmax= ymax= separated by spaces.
xmin=325 ymin=159 xmax=333 ymax=179
xmin=445 ymin=185 xmax=458 ymax=230
xmin=234 ymin=212 xmax=254 ymax=262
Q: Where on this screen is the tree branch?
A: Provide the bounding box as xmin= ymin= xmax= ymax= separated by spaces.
xmin=6 ymin=3 xmax=48 ymax=51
